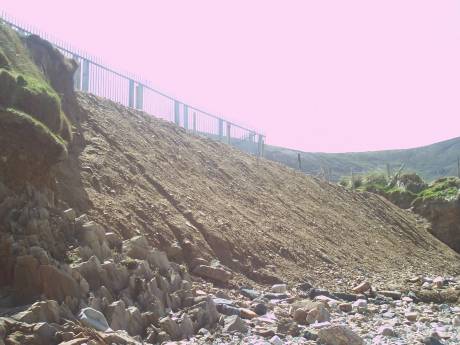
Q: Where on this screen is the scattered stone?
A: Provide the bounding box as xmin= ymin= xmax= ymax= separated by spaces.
xmin=239 ymin=308 xmax=257 ymax=319
xmin=252 ymin=302 xmax=267 ymax=316
xmin=240 ymin=288 xmax=261 ymax=300
xmin=378 ymin=290 xmax=402 ymax=300
xmin=270 ymin=335 xmax=284 ymax=345
xmin=378 ymin=325 xmax=395 ymax=337
xmin=434 ymin=276 xmax=445 ymax=289
xmin=223 ymin=315 xmax=248 ymax=334
xmin=79 ymin=308 xmax=111 ymax=332
xmin=271 ymin=284 xmax=287 ymax=293
xmin=193 ymin=265 xmax=232 ymax=283
xmin=352 ymin=281 xmax=371 ymax=294
xmin=405 ymin=311 xmax=418 ymax=322
xmin=306 ymin=303 xmax=330 ymax=324
xmin=317 ymin=325 xmax=364 ymax=345
xmin=339 ymin=303 xmax=352 ymax=313
xmin=277 ymin=318 xmax=300 ymax=336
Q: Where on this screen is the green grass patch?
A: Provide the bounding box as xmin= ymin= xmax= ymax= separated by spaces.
xmin=0 ymin=23 xmax=72 ymax=142
xmin=417 ymin=177 xmax=460 ymax=201
xmin=1 ymin=107 xmax=68 ymax=153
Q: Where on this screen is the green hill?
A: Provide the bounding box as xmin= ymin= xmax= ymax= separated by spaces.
xmin=255 ymin=137 xmax=460 ymax=182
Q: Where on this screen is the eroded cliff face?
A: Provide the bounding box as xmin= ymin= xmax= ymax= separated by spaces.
xmin=1 ymin=21 xmax=460 ymax=345
xmin=413 ymin=196 xmax=460 ymax=253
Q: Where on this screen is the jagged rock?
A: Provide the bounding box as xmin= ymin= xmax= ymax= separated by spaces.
xmin=29 ymin=246 xmax=50 ymax=265
xmin=159 ymin=317 xmax=181 ymax=340
xmin=126 ymin=307 xmax=144 ymax=336
xmin=63 ymin=208 xmax=76 ymax=222
xmin=317 ymin=325 xmax=364 ymax=345
xmin=39 ymin=264 xmax=80 ymax=302
xmin=100 ymin=261 xmax=129 ymax=292
xmin=33 ymin=322 xmax=57 ymax=344
xmin=106 ymin=300 xmax=129 ymax=331
xmin=12 ymin=255 xmax=41 ymax=303
xmin=179 ymin=314 xmax=194 ymax=339
xmin=13 ymin=300 xmax=60 ymax=324
xmin=123 ymin=236 xmax=150 ymax=260
xmin=75 ymin=256 xmax=104 ymax=290
xmin=193 ymin=265 xmax=232 ymax=283
xmin=4 ymin=331 xmax=37 ymax=345
xmin=223 ymin=315 xmax=248 ymax=334
xmin=147 ymin=249 xmax=171 ymax=272
xmin=79 ymin=307 xmax=111 ymax=332
xmin=105 ymin=232 xmax=123 ymax=250
xmin=166 ymin=242 xmax=183 ymax=259
xmin=78 ymin=221 xmax=111 ymax=261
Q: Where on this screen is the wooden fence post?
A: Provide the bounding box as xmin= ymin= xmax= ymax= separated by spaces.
xmin=297 ymin=153 xmax=301 ymax=170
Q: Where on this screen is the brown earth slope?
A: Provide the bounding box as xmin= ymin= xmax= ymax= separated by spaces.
xmin=57 ymin=93 xmax=460 ymax=290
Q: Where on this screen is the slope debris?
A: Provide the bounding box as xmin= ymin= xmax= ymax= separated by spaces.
xmin=0 ymin=24 xmax=460 ymax=344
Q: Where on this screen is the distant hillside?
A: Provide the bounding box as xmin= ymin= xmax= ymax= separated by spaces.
xmin=253 ymin=137 xmax=460 ymax=182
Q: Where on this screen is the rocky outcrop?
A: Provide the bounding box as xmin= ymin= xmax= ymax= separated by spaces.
xmin=413 ymin=196 xmax=460 ymax=252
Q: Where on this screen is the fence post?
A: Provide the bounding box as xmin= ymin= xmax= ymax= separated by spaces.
xmin=218 ymin=118 xmax=224 ymax=139
xmin=183 ymin=105 xmax=189 ymax=130
xmin=82 ymin=59 xmax=90 ymax=92
xmin=73 ymin=55 xmax=81 ymax=90
xmin=174 ymin=100 xmax=180 ymax=125
xmin=386 ymin=163 xmax=391 ymax=179
xmin=128 ymin=80 xmax=135 ymax=108
xmin=193 ymin=112 xmax=197 ymax=133
xmin=258 ymin=134 xmax=264 ymax=158
xmin=135 ymin=84 xmax=143 ymax=110
xmin=226 ymin=122 xmax=231 ymax=144
xmin=298 ymin=153 xmax=301 ymax=170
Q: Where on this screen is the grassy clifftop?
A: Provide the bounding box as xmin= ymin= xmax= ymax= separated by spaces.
xmin=0 ymin=22 xmax=74 ymax=186
xmin=0 ymin=22 xmax=71 ymax=147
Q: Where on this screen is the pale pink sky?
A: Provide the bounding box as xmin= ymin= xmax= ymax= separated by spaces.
xmin=2 ymin=0 xmax=460 ymax=152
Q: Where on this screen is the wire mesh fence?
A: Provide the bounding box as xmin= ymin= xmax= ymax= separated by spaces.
xmin=0 ymin=12 xmax=265 ymax=154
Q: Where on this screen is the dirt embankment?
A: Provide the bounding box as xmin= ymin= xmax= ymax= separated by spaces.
xmin=56 ymin=93 xmax=460 ymax=290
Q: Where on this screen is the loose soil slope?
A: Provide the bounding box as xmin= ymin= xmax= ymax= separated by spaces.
xmin=58 ymin=93 xmax=460 ymax=290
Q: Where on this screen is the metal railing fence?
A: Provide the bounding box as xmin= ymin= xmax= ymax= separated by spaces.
xmin=0 ymin=12 xmax=265 ymax=153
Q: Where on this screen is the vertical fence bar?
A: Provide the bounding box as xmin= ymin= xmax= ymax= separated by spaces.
xmin=174 ymin=100 xmax=180 ymax=125
xmin=136 ymin=84 xmax=143 ymax=110
xmin=82 ymin=59 xmax=90 ymax=92
xmin=218 ymin=118 xmax=224 ymax=139
xmin=128 ymin=79 xmax=135 ymax=108
xmin=193 ymin=112 xmax=197 ymax=133
xmin=226 ymin=122 xmax=231 ymax=144
xmin=183 ymin=105 xmax=189 ymax=130
xmin=0 ymin=14 xmax=264 ymax=150
xmin=73 ymin=55 xmax=81 ymax=90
